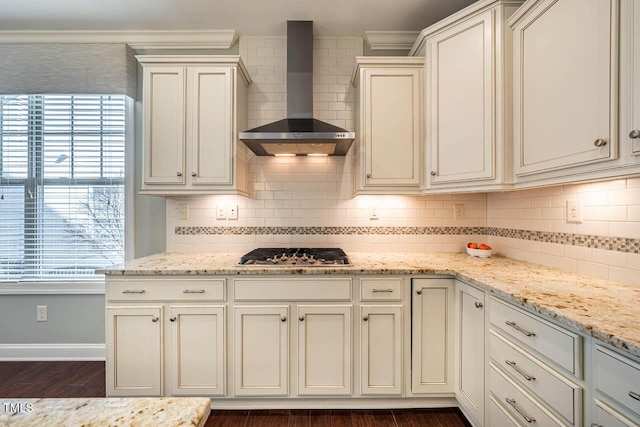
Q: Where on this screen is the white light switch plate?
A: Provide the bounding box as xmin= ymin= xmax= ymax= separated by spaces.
xmin=227 ymin=205 xmax=238 ymax=220
xmin=453 ymin=204 xmax=465 ymax=220
xmin=177 ymin=204 xmax=189 ymax=220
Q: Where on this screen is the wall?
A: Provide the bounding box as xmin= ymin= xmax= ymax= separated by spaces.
xmin=487 ymin=177 xmax=640 ymax=286
xmin=166 ymin=35 xmax=487 ymax=253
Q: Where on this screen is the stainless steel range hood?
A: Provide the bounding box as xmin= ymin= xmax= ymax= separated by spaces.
xmin=239 ymin=21 xmax=355 ymax=156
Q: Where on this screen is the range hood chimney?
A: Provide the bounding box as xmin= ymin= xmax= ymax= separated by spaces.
xmin=239 ymin=21 xmax=355 ymax=156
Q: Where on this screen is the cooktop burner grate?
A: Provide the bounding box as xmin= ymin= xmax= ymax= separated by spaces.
xmin=239 ymin=247 xmax=350 ymax=266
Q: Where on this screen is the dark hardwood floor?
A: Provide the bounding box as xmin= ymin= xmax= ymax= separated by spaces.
xmin=0 ymin=361 xmax=470 ymax=426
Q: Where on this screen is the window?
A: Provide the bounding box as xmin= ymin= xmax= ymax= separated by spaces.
xmin=0 ymin=94 xmax=126 ymax=282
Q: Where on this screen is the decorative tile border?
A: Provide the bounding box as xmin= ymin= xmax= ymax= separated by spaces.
xmin=174 ymin=226 xmax=640 ymax=254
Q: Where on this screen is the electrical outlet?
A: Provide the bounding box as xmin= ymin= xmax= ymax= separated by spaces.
xmin=37 ymin=305 xmax=47 ymax=322
xmin=369 ymin=207 xmax=379 ymax=220
xmin=177 ymin=204 xmax=189 ymax=220
xmin=216 ymin=205 xmax=227 ymax=220
xmin=227 ymin=205 xmax=238 ymax=220
xmin=453 ymin=204 xmax=465 ymax=220
xmin=566 ymin=199 xmax=582 ymax=223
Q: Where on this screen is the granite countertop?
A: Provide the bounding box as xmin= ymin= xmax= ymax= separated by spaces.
xmin=99 ymin=251 xmax=640 ymax=358
xmin=0 ymin=397 xmax=210 ymax=427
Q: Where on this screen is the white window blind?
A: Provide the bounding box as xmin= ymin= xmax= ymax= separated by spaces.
xmin=0 ymin=94 xmax=125 ymax=282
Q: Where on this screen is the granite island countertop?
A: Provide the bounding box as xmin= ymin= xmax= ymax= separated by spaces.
xmin=99 ymin=251 xmax=640 ymax=358
xmin=0 ymin=397 xmax=211 ymax=427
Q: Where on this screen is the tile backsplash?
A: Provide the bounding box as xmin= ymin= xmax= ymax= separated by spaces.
xmin=487 ymin=178 xmax=640 ymax=286
xmin=163 ymin=35 xmax=640 ymax=287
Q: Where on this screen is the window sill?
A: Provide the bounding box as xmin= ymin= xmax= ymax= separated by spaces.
xmin=0 ymin=281 xmax=105 ymax=295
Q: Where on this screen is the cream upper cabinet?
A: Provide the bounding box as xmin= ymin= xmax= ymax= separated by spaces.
xmin=510 ymin=0 xmax=619 ymax=182
xmin=137 ymin=55 xmax=251 ymax=196
xmin=418 ymin=0 xmax=522 ymax=191
xmin=621 ymin=0 xmax=640 ymax=158
xmin=351 ymin=58 xmax=424 ymax=195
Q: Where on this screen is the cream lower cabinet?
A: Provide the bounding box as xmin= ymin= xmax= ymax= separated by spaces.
xmin=359 ymin=305 xmax=403 ymax=396
xmin=297 ymin=305 xmax=352 ymax=396
xmin=137 ymin=55 xmax=251 ymax=196
xmin=232 ymin=304 xmax=352 ymax=397
xmin=455 ymin=281 xmax=486 ymax=427
xmin=107 ymin=306 xmax=163 ymax=396
xmin=351 ymin=58 xmax=424 ymax=195
xmin=622 ymin=0 xmax=640 ymax=158
xmin=169 ymin=305 xmax=226 ymax=396
xmin=411 ymin=278 xmax=455 ymax=394
xmin=233 ymin=306 xmax=289 ymax=397
xmin=105 ymin=277 xmax=227 ymax=397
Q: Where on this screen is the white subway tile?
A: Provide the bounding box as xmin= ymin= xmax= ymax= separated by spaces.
xmin=576 ymin=261 xmax=609 ymax=280
xmin=609 ymin=266 xmax=640 ymax=286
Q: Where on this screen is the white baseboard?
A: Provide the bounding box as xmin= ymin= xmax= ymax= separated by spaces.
xmin=0 ymin=344 xmax=105 ymax=361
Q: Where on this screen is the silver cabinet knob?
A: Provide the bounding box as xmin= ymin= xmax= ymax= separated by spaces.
xmin=475 ymin=301 xmax=483 ymax=309
xmin=363 ymin=315 xmax=369 ymax=321
xmin=594 ymin=138 xmax=607 ymax=147
xmin=151 ymin=316 xmax=159 ymax=322
xmin=298 ymin=315 xmax=305 ymax=321
xmin=169 ymin=317 xmax=176 ymax=322
xmin=630 ymin=129 xmax=640 ymax=139
xmin=416 ymin=289 xmax=422 ymax=295
xmin=191 ymin=172 xmax=197 ymax=177
xmin=280 ymin=316 xmax=287 ymax=322
xmin=430 ymin=171 xmax=437 ymax=176
xmin=366 ymin=173 xmax=371 ymax=179
xmin=176 ymin=172 xmax=183 ymax=177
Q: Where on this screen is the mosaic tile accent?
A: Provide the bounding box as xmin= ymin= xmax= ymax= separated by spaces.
xmin=174 ymin=225 xmax=640 ymax=254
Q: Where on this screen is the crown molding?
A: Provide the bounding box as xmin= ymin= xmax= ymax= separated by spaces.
xmin=0 ymin=30 xmax=238 ymax=50
xmin=364 ymin=31 xmax=420 ymax=50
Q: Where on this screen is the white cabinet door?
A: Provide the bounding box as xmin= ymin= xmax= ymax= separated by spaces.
xmin=142 ymin=66 xmax=186 ymax=185
xmin=623 ymin=0 xmax=640 ymax=155
xmin=455 ymin=282 xmax=486 ymax=426
xmin=427 ymin=10 xmax=494 ymax=184
xmin=233 ymin=306 xmax=289 ymax=396
xmin=411 ymin=278 xmax=454 ymax=394
xmin=188 ymin=67 xmax=233 ymax=186
xmin=352 ymin=58 xmax=423 ymax=194
xmin=106 ymin=306 xmax=163 ymax=396
xmin=512 ymin=0 xmax=617 ymax=176
xmin=360 ymin=305 xmax=403 ymax=396
xmin=297 ymin=305 xmax=352 ymax=396
xmin=169 ymin=305 xmax=225 ymax=396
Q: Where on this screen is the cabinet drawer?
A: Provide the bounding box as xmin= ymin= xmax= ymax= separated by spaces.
xmin=107 ymin=278 xmax=225 ymax=302
xmin=360 ymin=278 xmax=403 ymax=301
xmin=233 ymin=278 xmax=352 ymax=301
xmin=490 ymin=363 xmax=565 ymax=427
xmin=594 ymin=345 xmax=640 ymax=418
xmin=490 ymin=298 xmax=581 ymax=376
xmin=594 ymin=399 xmax=638 ymax=427
xmin=490 ymin=330 xmax=582 ymax=426
xmin=489 ymin=394 xmax=522 ymax=427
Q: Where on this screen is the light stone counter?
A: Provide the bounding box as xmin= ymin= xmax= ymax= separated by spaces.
xmin=99 ymin=251 xmax=640 ymax=358
xmin=0 ymin=397 xmax=210 ymax=426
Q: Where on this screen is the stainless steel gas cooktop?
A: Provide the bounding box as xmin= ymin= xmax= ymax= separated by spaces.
xmin=239 ymin=248 xmax=351 ymax=266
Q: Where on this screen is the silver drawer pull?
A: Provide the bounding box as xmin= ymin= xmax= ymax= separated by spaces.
xmin=629 ymin=391 xmax=640 ymax=401
xmin=169 ymin=317 xmax=176 ymax=322
xmin=506 ymin=360 xmax=536 ymax=381
xmin=122 ymin=290 xmax=145 ymax=294
xmin=372 ymin=288 xmax=394 ymax=293
xmin=505 ymin=398 xmax=536 ymax=423
xmin=505 ymin=320 xmax=536 ymax=337
xmin=591 ymin=424 xmax=603 ymax=427
xmin=183 ymin=289 xmax=205 ymax=294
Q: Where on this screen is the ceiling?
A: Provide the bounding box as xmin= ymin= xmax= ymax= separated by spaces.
xmin=0 ymin=0 xmax=478 ymax=38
